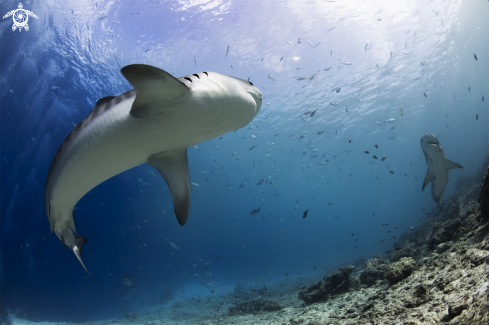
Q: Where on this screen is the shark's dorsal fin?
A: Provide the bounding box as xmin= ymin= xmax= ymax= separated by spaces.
xmin=121 ymin=64 xmax=189 ymax=118
xmin=95 ymin=96 xmax=116 ymax=109
xmin=422 ymin=169 xmax=436 ymax=192
xmin=148 ymin=149 xmax=190 ymax=226
xmin=447 ymin=160 xmax=463 ymax=170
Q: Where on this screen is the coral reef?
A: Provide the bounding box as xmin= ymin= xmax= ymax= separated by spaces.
xmin=479 ymin=165 xmax=489 ymax=220
xmin=298 ymin=266 xmax=355 ymax=304
xmin=359 ymin=256 xmax=388 ymax=284
xmin=384 ymin=257 xmax=417 ymax=283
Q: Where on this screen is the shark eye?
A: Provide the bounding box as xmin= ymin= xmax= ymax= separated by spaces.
xmin=192 ymin=74 xmax=200 ymax=79
xmin=248 ymin=81 xmax=254 ymax=86
xmin=184 ymin=77 xmax=192 ymax=82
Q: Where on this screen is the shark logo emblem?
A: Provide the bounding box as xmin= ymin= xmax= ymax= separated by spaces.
xmin=2 ymin=3 xmax=38 ymax=32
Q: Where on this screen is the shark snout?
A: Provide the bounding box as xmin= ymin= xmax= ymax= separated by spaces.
xmin=246 ymin=87 xmax=263 ymax=115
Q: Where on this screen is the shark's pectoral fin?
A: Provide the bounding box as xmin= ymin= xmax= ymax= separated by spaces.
xmin=121 ymin=64 xmax=189 ymax=118
xmin=447 ymin=160 xmax=463 ymax=170
xmin=148 ymin=149 xmax=191 ymax=226
xmin=422 ymin=169 xmax=436 ymax=192
xmin=72 ymin=235 xmax=93 ymax=281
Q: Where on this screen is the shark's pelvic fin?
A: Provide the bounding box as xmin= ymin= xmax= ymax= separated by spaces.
xmin=73 ymin=235 xmax=93 ymax=281
xmin=447 ymin=160 xmax=463 ymax=170
xmin=120 ymin=64 xmax=189 ymax=118
xmin=148 ymin=149 xmax=191 ymax=226
xmin=422 ymin=169 xmax=436 ymax=192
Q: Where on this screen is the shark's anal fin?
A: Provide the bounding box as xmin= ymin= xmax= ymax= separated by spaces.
xmin=447 ymin=160 xmax=463 ymax=170
xmin=120 ymin=64 xmax=189 ymax=118
xmin=72 ymin=235 xmax=93 ymax=281
xmin=148 ymin=149 xmax=191 ymax=226
xmin=422 ymin=169 xmax=436 ymax=192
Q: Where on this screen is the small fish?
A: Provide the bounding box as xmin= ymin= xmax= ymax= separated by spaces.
xmin=274 ymin=132 xmax=280 ymax=137
xmin=257 ymin=179 xmax=264 ymax=185
xmin=345 ymin=107 xmax=348 ymax=113
xmin=364 ymin=43 xmax=369 ymax=54
xmin=194 ymin=54 xmax=197 ymax=67
xmin=300 ymin=115 xmax=307 ymax=122
xmin=374 ymin=144 xmax=378 ymax=148
xmin=297 ymin=77 xmax=310 ymax=81
xmin=375 ymin=121 xmax=381 ymax=125
xmin=324 ymin=66 xmax=332 ymax=71
xmin=261 ymin=58 xmax=264 ymax=63
xmin=310 ymin=108 xmax=318 ymax=117
xmin=381 ymin=156 xmax=387 ymax=161
xmin=268 ymin=74 xmax=274 ymax=81
xmin=303 ymin=110 xmax=313 ymax=115
xmin=338 ymin=59 xmax=352 ymax=65
xmin=193 ymin=145 xmax=200 ymax=151
xmin=191 ymin=182 xmax=200 ymax=187
xmin=327 ymin=27 xmax=335 ymax=32
xmin=225 ymin=45 xmax=230 ymax=61
xmin=317 ymin=131 xmax=326 ymax=135
xmin=330 ymin=101 xmax=337 ymax=106
xmin=400 ymin=108 xmax=404 ymax=116
xmin=287 ymin=41 xmax=291 ymax=44
xmin=251 ymin=207 xmax=261 ymax=215
xmin=170 ymin=242 xmax=179 ymax=250
xmin=302 ymin=210 xmax=309 ymax=218
xmin=424 ymin=92 xmax=427 ymax=97
xmin=474 ymin=53 xmax=478 ymax=61
xmin=335 ymin=128 xmax=337 ymax=135
xmin=384 ymin=118 xmax=395 ymax=123
xmin=249 ymin=144 xmax=258 ymax=151
xmin=389 ymin=171 xmax=394 ymax=174
xmin=336 ymin=87 xmax=341 ymax=93
xmin=468 ymin=86 xmax=471 ymax=92
xmin=375 ymin=62 xmax=379 ymax=69
xmin=239 ymin=182 xmax=246 ymax=189
xmin=298 ymin=37 xmax=303 ymax=44
xmin=364 ymin=151 xmax=370 ymax=154
xmin=372 ymin=155 xmax=378 ymax=159
xmin=280 ymin=57 xmax=283 ymax=62
xmin=476 ymin=114 xmax=478 ymax=120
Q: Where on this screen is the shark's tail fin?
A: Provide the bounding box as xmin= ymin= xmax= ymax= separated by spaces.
xmin=447 ymin=160 xmax=463 ymax=170
xmin=73 ymin=235 xmax=93 ymax=281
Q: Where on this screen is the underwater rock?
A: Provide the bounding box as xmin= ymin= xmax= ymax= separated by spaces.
xmin=298 ymin=265 xmax=355 ymax=304
xmin=385 ymin=257 xmax=417 ymax=283
xmin=427 ymin=218 xmax=462 ymax=249
xmin=359 ymin=257 xmax=388 ymax=284
xmin=228 ymin=299 xmax=282 ymax=315
xmin=478 ymin=165 xmax=489 ymax=220
xmin=389 ymin=241 xmax=420 ymax=262
xmin=434 ymin=241 xmax=453 ymax=254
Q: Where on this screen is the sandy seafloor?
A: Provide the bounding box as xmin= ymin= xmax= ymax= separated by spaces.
xmin=5 ymin=159 xmax=489 ymax=325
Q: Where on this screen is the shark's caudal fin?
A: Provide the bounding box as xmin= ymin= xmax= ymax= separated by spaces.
xmin=422 ymin=169 xmax=436 ymax=192
xmin=120 ymin=64 xmax=189 ymax=118
xmin=148 ymin=149 xmax=191 ymax=226
xmin=73 ymin=235 xmax=93 ymax=281
xmin=447 ymin=160 xmax=463 ymax=170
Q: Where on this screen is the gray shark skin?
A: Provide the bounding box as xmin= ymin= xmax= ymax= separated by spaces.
xmin=45 ymin=64 xmax=262 ymax=279
xmin=421 ymin=133 xmax=463 ymax=207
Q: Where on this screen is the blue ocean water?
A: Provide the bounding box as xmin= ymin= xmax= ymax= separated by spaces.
xmin=0 ymin=0 xmax=488 ymax=322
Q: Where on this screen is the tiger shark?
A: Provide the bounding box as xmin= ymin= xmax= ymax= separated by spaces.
xmin=45 ymin=64 xmax=262 ymax=279
xmin=421 ymin=133 xmax=463 ymax=207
